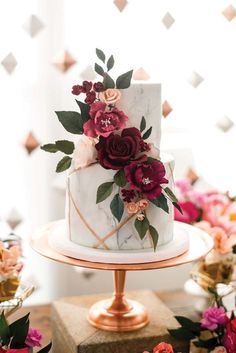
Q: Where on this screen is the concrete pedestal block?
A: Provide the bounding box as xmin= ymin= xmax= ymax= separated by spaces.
xmin=51 ymin=290 xmax=189 ymax=353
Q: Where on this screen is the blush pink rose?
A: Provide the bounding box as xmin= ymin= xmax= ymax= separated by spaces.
xmin=84 ymin=102 xmax=128 ymax=138
xmin=99 ymin=89 xmax=121 ymax=105
xmin=174 ymin=201 xmax=200 ymax=224
xmin=153 ymin=342 xmax=174 ymax=353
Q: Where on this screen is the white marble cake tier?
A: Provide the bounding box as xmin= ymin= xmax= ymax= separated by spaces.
xmin=48 ymin=220 xmax=191 ymax=264
xmin=117 ymin=84 xmax=161 ymax=147
xmin=66 ymin=153 xmax=175 ymax=251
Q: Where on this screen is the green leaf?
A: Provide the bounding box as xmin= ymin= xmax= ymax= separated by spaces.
xmin=151 ymin=194 xmax=169 ymax=213
xmin=75 ymin=100 xmax=90 ymax=123
xmin=56 ymin=156 xmax=72 ymax=173
xmin=55 ymin=140 xmax=74 ymax=155
xmin=103 ymin=73 xmax=115 ymax=89
xmin=40 ymin=143 xmax=58 ymax=153
xmin=140 ymin=116 xmax=146 ymax=132
xmin=142 ymin=126 xmax=152 ymax=140
xmin=116 ymin=70 xmax=133 ymax=89
xmin=95 ymin=63 xmax=105 ymax=77
xmin=56 ymin=111 xmax=83 ymax=134
xmin=38 ymin=342 xmax=53 ymax=353
xmin=107 ymin=55 xmax=115 ymax=71
xmin=135 ymin=217 xmax=150 ymax=240
xmin=168 ymin=327 xmax=196 ymax=341
xmin=173 ymin=202 xmax=183 ymax=214
xmin=149 ymin=225 xmax=159 ymax=251
xmin=96 ymin=182 xmax=114 ymax=203
xmin=175 ymin=316 xmax=201 ymax=335
xmin=114 ymin=170 xmax=126 ymax=187
xmin=10 ymin=314 xmax=29 ymax=348
xmin=0 ymin=312 xmax=10 ymax=346
xmin=96 ymin=48 xmax=106 ymax=63
xmin=164 ymin=187 xmax=178 ymax=203
xmin=110 ymin=193 xmax=124 ymax=222
xmin=193 ymin=337 xmax=219 ymax=349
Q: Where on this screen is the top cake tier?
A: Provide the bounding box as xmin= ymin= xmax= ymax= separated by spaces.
xmin=117 ymin=83 xmax=162 ymax=147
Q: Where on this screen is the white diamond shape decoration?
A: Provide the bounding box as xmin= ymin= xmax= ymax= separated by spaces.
xmin=23 ymin=14 xmax=44 ymax=38
xmin=187 ymin=71 xmax=204 ymax=88
xmin=162 ymin=12 xmax=175 ymax=29
xmin=80 ymin=65 xmax=97 ymax=81
xmin=1 ymin=53 xmax=17 ymax=74
xmin=6 ymin=208 xmax=23 ymax=230
xmin=216 ymin=116 xmax=234 ymax=132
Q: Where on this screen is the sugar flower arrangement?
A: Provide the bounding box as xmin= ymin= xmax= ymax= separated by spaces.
xmin=169 ymin=290 xmax=236 ymax=353
xmin=0 ymin=312 xmax=51 ymax=352
xmin=41 ymin=48 xmax=181 ymax=250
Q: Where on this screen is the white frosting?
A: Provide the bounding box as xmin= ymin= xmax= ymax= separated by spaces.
xmin=66 ymin=152 xmax=174 ymax=251
xmin=117 ymin=84 xmax=161 ymax=147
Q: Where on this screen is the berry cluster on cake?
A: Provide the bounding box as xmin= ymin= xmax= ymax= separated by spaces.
xmin=41 ymin=49 xmax=183 ymax=253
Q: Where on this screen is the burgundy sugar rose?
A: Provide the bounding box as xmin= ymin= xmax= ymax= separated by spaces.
xmin=95 ymin=127 xmax=145 ymax=170
xmin=93 ymin=82 xmax=104 ymax=92
xmin=84 ymin=101 xmax=128 ymax=138
xmin=72 ymin=84 xmax=84 ymax=95
xmin=121 ymin=189 xmax=136 ymax=202
xmin=223 ymin=317 xmax=236 ymax=353
xmin=124 ymin=159 xmax=168 ymax=200
xmin=82 ymin=80 xmax=92 ymax=93
xmin=85 ymin=91 xmax=96 ymax=104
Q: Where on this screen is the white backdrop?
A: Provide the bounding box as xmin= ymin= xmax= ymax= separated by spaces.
xmin=0 ymin=0 xmax=236 ymax=303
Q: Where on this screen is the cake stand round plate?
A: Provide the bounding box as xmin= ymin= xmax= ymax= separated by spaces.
xmin=31 ymin=220 xmax=213 ymax=332
xmin=31 ymin=219 xmax=213 ymax=270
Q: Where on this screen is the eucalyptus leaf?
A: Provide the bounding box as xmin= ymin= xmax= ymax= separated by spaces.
xmin=116 ymin=70 xmax=133 ymax=89
xmin=75 ymin=100 xmax=90 ymax=123
xmin=142 ymin=126 xmax=152 ymax=140
xmin=55 ymin=140 xmax=74 ymax=155
xmin=175 ymin=316 xmax=201 ymax=335
xmin=140 ymin=116 xmax=146 ymax=132
xmin=103 ymin=73 xmax=115 ymax=89
xmin=96 ymin=182 xmax=114 ymax=203
xmin=10 ymin=319 xmax=29 ymax=348
xmin=96 ymin=48 xmax=106 ymax=63
xmin=107 ymin=55 xmax=115 ymax=71
xmin=149 ymin=225 xmax=159 ymax=251
xmin=173 ymin=202 xmax=183 ymax=214
xmin=168 ymin=327 xmax=196 ymax=341
xmin=56 ymin=111 xmax=83 ymax=134
xmin=40 ymin=144 xmax=58 ymax=153
xmin=135 ymin=217 xmax=150 ymax=240
xmin=110 ymin=193 xmax=124 ymax=222
xmin=95 ymin=63 xmax=105 ymax=77
xmin=56 ymin=156 xmax=72 ymax=173
xmin=114 ymin=169 xmax=126 ymax=187
xmin=151 ymin=194 xmax=169 ymax=213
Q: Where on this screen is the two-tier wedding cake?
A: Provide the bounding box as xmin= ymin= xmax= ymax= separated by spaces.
xmin=41 ymin=49 xmax=189 ymax=262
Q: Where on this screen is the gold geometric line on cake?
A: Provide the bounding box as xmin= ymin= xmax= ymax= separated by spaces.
xmin=68 ymin=188 xmax=110 ymax=250
xmin=113 ymin=0 xmax=128 ymax=12
xmin=222 ymin=4 xmax=236 ymax=21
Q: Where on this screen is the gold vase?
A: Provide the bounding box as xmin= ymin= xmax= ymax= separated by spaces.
xmin=0 ymin=276 xmax=20 ymax=302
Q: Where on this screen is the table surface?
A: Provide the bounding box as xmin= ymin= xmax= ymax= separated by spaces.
xmin=9 ymin=290 xmax=201 ymax=352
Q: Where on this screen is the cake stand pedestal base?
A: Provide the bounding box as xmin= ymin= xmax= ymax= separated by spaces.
xmin=51 ymin=290 xmax=189 ymax=353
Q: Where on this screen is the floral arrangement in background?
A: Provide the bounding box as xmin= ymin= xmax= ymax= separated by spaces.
xmin=174 ymin=177 xmax=236 ymax=289
xmin=0 ymin=240 xmax=23 ymax=302
xmin=0 ymin=312 xmax=51 ymax=352
xmin=169 ymin=290 xmax=236 ymax=352
xmin=41 ymin=48 xmax=181 ymax=250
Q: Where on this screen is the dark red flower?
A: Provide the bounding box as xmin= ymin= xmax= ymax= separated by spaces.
xmin=93 ymin=82 xmax=104 ymax=92
xmin=85 ymin=91 xmax=96 ymax=104
xmin=140 ymin=140 xmax=151 ymax=152
xmin=72 ymin=85 xmax=84 ymax=95
xmin=121 ymin=189 xmax=136 ymax=202
xmin=82 ymin=80 xmax=92 ymax=93
xmin=124 ymin=159 xmax=168 ymax=200
xmin=224 ymin=318 xmax=236 ymax=353
xmin=95 ymin=127 xmax=145 ymax=170
xmin=84 ymin=102 xmax=128 ymax=138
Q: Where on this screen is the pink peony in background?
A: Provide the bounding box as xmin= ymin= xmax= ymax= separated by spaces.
xmin=25 ymin=328 xmax=42 ymax=347
xmin=201 ymin=306 xmax=227 ymax=331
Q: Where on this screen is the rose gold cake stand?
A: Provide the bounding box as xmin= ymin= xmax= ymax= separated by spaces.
xmin=31 ymin=222 xmax=213 ymax=332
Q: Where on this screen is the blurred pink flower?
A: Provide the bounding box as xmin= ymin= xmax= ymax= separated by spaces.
xmin=175 ymin=179 xmax=192 ymax=195
xmin=25 ymin=327 xmax=42 ymax=347
xmin=174 ymin=201 xmax=200 ymax=224
xmin=201 ymin=306 xmax=227 ymax=331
